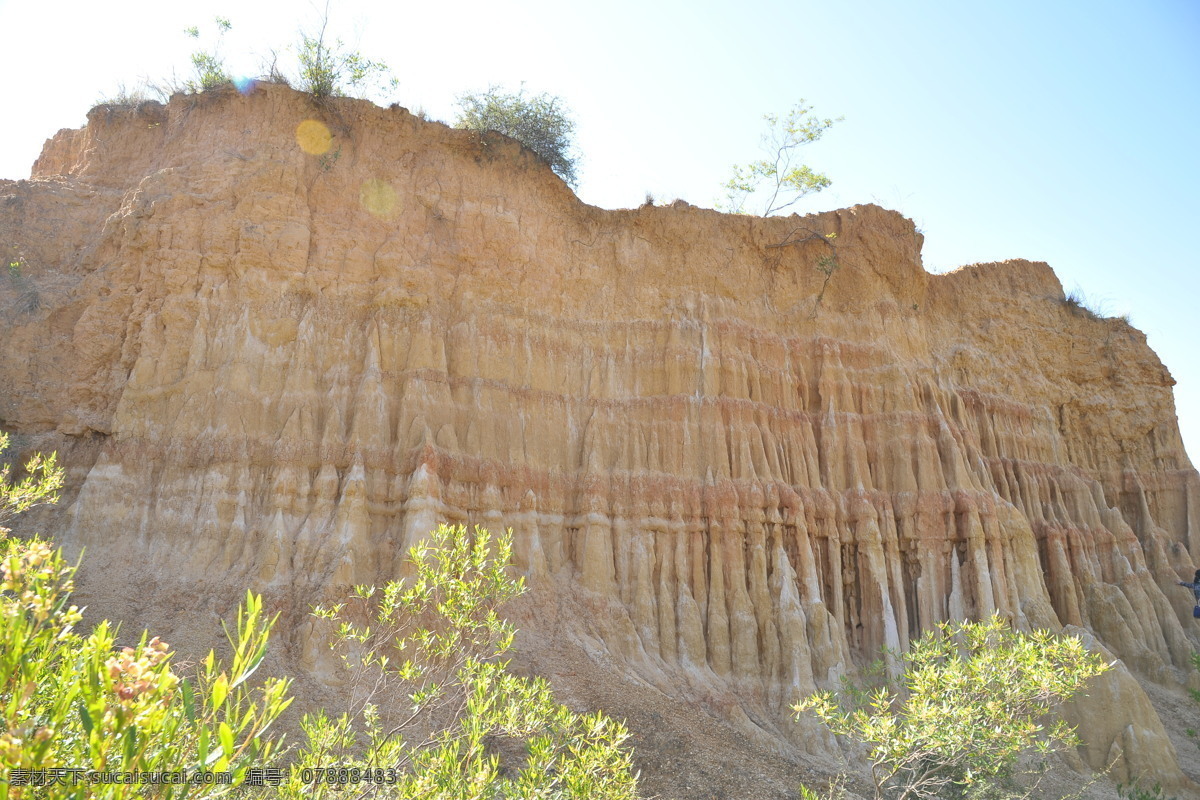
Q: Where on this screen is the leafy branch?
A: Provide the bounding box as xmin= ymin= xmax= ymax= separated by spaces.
xmin=794 ymin=614 xmax=1110 ymax=800
xmin=184 ymin=17 xmax=233 ymax=92
xmin=719 ymin=100 xmax=841 ymax=216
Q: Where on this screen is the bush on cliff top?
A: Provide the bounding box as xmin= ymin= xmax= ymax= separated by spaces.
xmin=293 ymin=2 xmax=396 ymax=100
xmin=454 ymin=86 xmax=580 ymax=188
xmin=184 ymin=17 xmax=234 ymax=93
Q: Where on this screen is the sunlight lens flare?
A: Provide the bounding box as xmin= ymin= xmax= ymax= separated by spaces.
xmin=360 ymin=179 xmax=398 ymax=218
xmin=296 ymin=120 xmax=333 ymax=155
xmin=232 ymin=76 xmax=256 ymax=95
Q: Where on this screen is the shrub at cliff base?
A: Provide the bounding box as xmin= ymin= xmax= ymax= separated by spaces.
xmin=280 ymin=523 xmax=638 ymax=800
xmin=0 ymin=437 xmax=293 ymax=798
xmin=0 ymin=433 xmax=638 ymax=798
xmin=794 ymin=614 xmax=1111 ymax=800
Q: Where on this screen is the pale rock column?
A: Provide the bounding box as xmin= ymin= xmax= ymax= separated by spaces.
xmin=402 ymin=452 xmax=443 ymax=551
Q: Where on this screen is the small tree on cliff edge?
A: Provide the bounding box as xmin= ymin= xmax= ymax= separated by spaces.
xmin=794 ymin=614 xmax=1109 ymax=800
xmin=183 ymin=17 xmax=234 ymax=92
xmin=719 ymin=100 xmax=841 ymax=216
xmin=455 ymin=86 xmax=580 ymax=188
xmin=295 ymin=1 xmax=396 ymax=99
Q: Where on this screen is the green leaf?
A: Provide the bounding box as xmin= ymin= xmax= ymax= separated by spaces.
xmin=123 ymin=725 xmax=138 ymax=764
xmin=229 ymin=648 xmax=265 ymax=690
xmin=182 ymin=678 xmax=196 ymax=723
xmin=198 ymin=724 xmax=210 ymax=766
xmin=219 ymin=721 xmax=234 ymax=759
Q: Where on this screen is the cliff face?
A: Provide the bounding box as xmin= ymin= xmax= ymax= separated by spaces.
xmin=3 ymin=84 xmax=1198 ymax=796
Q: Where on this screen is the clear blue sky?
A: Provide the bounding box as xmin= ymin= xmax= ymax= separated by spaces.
xmin=2 ymin=0 xmax=1197 ymax=463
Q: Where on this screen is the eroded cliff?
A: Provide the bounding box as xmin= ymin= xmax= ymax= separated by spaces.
xmin=2 ymin=84 xmax=1198 ymax=798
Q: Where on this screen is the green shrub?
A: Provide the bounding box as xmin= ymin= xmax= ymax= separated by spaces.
xmin=455 ymin=87 xmax=580 ymax=188
xmin=1117 ymin=781 xmax=1177 ymax=800
xmin=280 ymin=523 xmax=639 ymax=799
xmin=184 ymin=17 xmax=234 ymax=93
xmin=0 ymin=432 xmax=292 ymax=797
xmin=294 ymin=11 xmax=395 ymax=100
xmin=0 ymin=429 xmax=636 ymax=797
xmin=719 ymin=100 xmax=841 ymax=216
xmin=0 ymin=431 xmax=62 ymax=528
xmin=794 ymin=614 xmax=1109 ymax=800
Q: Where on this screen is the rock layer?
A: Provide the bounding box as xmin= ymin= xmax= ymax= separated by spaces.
xmin=2 ymin=84 xmax=1198 ymax=794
